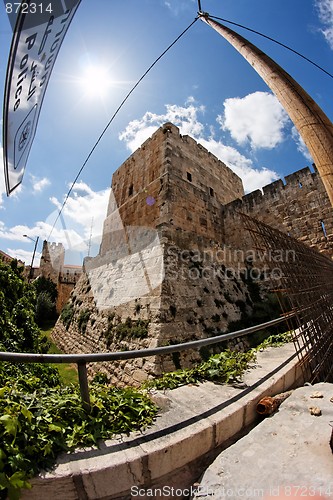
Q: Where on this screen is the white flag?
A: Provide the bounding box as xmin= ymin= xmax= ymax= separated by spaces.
xmin=3 ymin=0 xmax=81 ymax=194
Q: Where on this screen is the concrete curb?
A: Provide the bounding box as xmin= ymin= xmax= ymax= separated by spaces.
xmin=22 ymin=343 xmax=304 ymax=499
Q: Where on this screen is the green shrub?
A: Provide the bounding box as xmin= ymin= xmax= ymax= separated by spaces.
xmin=0 ymin=382 xmax=157 ymax=498
xmin=60 ymin=303 xmax=75 ymax=330
xmin=145 ymin=331 xmax=292 ymax=391
xmin=33 ymin=276 xmax=57 ymax=302
xmin=77 ymin=309 xmax=91 ymax=334
xmin=0 ymin=260 xmax=158 ymax=499
xmin=105 ymin=317 xmax=150 ymax=345
xmin=114 ymin=318 xmax=149 ymax=341
xmin=35 ymin=291 xmax=56 ymax=327
xmin=145 ymin=349 xmax=255 ymax=390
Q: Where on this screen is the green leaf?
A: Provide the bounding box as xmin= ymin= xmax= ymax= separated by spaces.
xmin=0 ymin=415 xmax=19 ymax=437
xmin=48 ymin=423 xmax=63 ymax=433
xmin=20 ymin=407 xmax=32 ymax=423
xmin=0 ymin=387 xmax=8 ymax=398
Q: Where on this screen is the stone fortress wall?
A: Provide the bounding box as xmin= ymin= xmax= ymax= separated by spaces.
xmin=52 ymin=123 xmax=333 ymax=385
xmin=223 ymin=165 xmax=333 ymax=259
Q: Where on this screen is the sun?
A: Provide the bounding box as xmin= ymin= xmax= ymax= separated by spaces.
xmin=78 ymin=65 xmax=112 ymax=98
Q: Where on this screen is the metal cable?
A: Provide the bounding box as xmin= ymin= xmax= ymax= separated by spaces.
xmin=207 ymin=14 xmax=333 ymax=80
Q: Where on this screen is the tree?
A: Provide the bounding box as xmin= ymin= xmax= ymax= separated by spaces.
xmin=33 ymin=276 xmax=58 ymax=327
xmin=0 ymin=258 xmax=48 ymax=353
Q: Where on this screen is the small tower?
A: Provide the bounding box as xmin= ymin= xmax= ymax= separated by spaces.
xmin=39 ymin=241 xmax=65 ymax=283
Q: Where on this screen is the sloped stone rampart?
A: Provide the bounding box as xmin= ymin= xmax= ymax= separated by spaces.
xmin=52 ymin=233 xmax=256 ymax=385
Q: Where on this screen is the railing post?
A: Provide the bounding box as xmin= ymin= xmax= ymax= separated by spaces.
xmin=77 ymin=362 xmax=91 ymax=412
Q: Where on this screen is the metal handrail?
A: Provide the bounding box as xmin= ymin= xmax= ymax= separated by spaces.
xmin=0 ymin=312 xmax=296 ymax=410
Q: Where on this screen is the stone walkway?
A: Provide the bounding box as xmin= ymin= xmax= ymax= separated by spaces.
xmin=192 ymin=382 xmax=333 ymax=499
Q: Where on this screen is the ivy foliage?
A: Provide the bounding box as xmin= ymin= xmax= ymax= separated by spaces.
xmin=105 ymin=316 xmax=149 ymax=345
xmin=0 ymin=381 xmax=157 ymax=499
xmin=77 ymin=309 xmax=91 ymax=334
xmin=145 ymin=350 xmax=256 ymax=390
xmin=60 ymin=302 xmax=75 ymax=330
xmin=145 ymin=331 xmax=293 ymax=391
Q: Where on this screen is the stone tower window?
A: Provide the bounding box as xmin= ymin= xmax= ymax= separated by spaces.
xmin=209 ymin=187 xmax=214 ymax=197
xmin=187 ymin=172 xmax=192 ymax=182
xmin=128 ymin=184 xmax=133 ymax=196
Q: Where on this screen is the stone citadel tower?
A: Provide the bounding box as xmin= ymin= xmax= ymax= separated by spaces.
xmin=52 ymin=123 xmax=333 ymax=385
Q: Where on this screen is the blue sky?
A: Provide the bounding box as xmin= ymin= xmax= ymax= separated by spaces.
xmin=0 ymin=0 xmax=332 ymax=265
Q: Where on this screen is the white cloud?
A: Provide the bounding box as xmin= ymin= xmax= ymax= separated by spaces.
xmin=219 ymin=92 xmax=290 ymax=149
xmin=162 ymin=0 xmax=195 ymax=15
xmin=291 ymin=127 xmax=313 ymax=162
xmin=119 ymin=98 xmax=279 ymax=192
xmin=197 ymin=137 xmax=279 ymax=192
xmin=0 ymin=182 xmax=110 ymax=265
xmin=51 ymin=181 xmax=109 ymax=239
xmin=316 ymin=0 xmax=333 ymax=49
xmin=30 ymin=175 xmax=51 ymax=193
xmin=119 ymin=100 xmax=204 ymax=152
xmin=6 ymin=248 xmax=41 ymax=265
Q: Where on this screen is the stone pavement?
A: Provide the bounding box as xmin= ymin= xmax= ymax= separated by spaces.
xmin=192 ymin=382 xmax=333 ymax=500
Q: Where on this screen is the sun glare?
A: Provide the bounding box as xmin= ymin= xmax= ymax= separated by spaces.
xmin=79 ymin=65 xmax=111 ymax=98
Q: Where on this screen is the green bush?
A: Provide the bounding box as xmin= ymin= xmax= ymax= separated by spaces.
xmin=77 ymin=309 xmax=91 ymax=334
xmin=60 ymin=303 xmax=75 ymax=330
xmin=33 ymin=276 xmax=57 ymax=302
xmin=145 ymin=349 xmax=255 ymax=390
xmin=105 ymin=317 xmax=150 ymax=345
xmin=0 ymin=259 xmax=47 ymax=354
xmin=114 ymin=318 xmax=149 ymax=340
xmin=145 ymin=331 xmax=292 ymax=391
xmin=0 ymin=259 xmax=158 ymax=499
xmin=0 ymin=382 xmax=157 ymax=499
xmin=35 ymin=291 xmax=56 ymax=327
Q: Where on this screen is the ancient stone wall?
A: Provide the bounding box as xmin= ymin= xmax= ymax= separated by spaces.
xmin=52 ymin=228 xmax=254 ymax=386
xmin=223 ymin=166 xmax=333 ymax=259
xmin=165 ymin=129 xmax=243 ymax=242
xmin=56 ymin=282 xmax=75 ymax=314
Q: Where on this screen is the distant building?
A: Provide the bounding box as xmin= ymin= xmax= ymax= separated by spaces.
xmin=39 ymin=241 xmax=82 ymax=312
xmin=0 ymin=249 xmax=25 ymax=267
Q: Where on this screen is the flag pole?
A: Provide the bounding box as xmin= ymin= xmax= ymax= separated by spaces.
xmin=199 ymin=13 xmax=333 ymax=207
